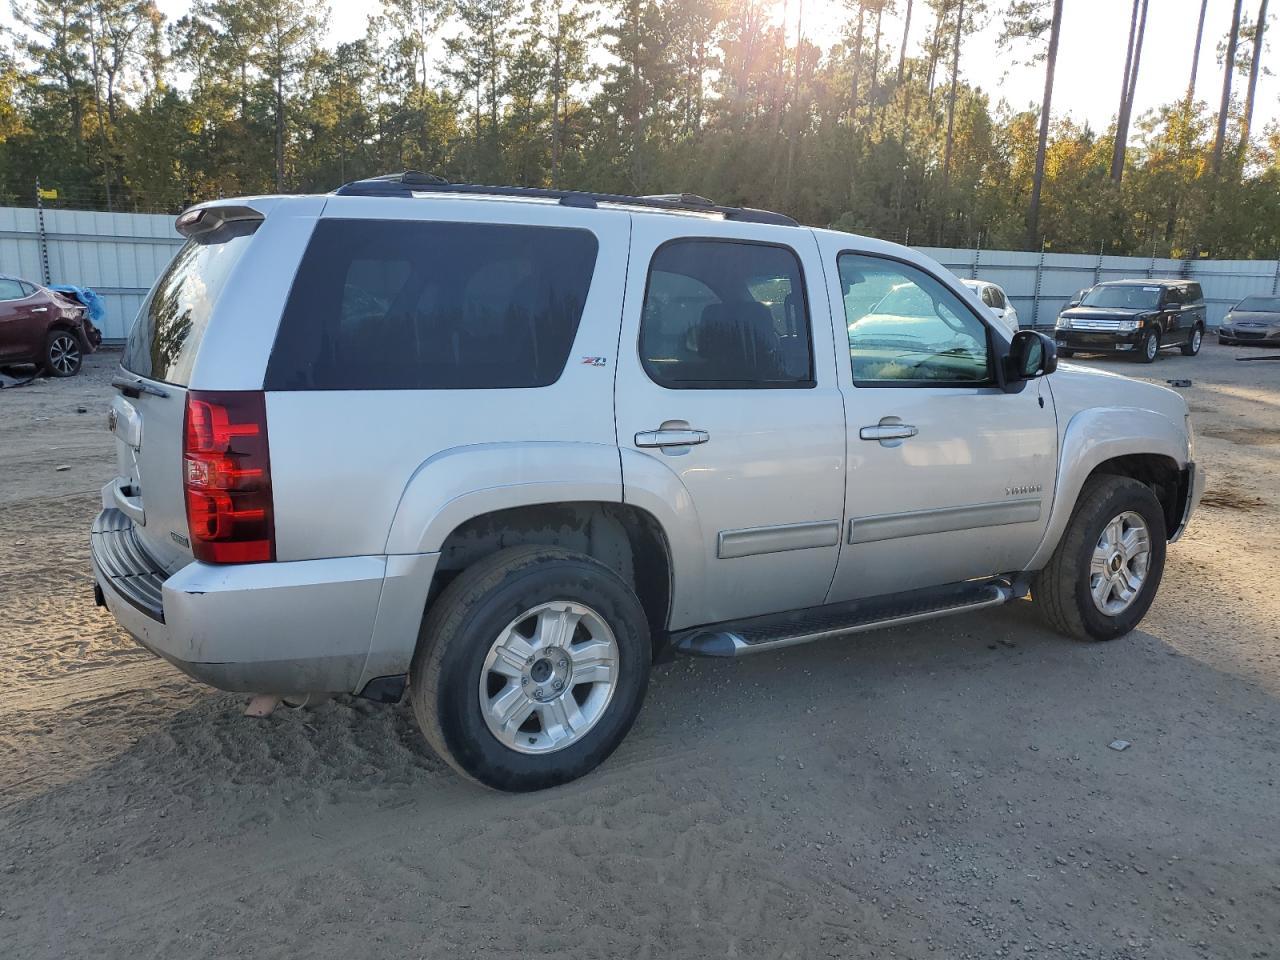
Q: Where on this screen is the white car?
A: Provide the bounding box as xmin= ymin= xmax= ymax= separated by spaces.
xmin=962 ymin=279 xmax=1019 ymax=333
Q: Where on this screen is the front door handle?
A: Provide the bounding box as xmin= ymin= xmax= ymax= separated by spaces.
xmin=31 ymin=306 xmax=48 ymax=313
xmin=859 ymin=423 xmax=918 ymax=442
xmin=635 ymin=427 xmax=710 ymax=448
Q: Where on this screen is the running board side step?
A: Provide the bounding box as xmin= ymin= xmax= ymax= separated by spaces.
xmin=671 ymin=581 xmax=1014 ymax=657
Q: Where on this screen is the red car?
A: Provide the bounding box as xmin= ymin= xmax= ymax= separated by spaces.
xmin=0 ymin=275 xmax=102 ymax=377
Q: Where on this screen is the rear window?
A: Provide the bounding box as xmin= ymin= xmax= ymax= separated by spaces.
xmin=265 ymin=219 xmax=598 ymax=391
xmin=123 ymin=221 xmax=258 ymax=385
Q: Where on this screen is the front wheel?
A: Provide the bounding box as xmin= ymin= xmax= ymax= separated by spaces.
xmin=1135 ymin=329 xmax=1159 ymax=363
xmin=1032 ymin=475 xmax=1167 ymax=641
xmin=410 ymin=546 xmax=651 ymax=791
xmin=1180 ymin=325 xmax=1203 ymax=356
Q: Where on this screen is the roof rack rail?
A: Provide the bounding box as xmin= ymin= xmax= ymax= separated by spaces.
xmin=332 ymin=172 xmax=799 ymax=227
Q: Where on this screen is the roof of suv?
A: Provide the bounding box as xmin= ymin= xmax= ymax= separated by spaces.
xmin=330 ymin=172 xmax=801 ymax=227
xmin=1096 ymin=279 xmax=1194 ymax=287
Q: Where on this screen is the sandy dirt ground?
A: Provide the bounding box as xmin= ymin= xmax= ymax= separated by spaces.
xmin=1 ymin=343 xmax=1278 ymax=959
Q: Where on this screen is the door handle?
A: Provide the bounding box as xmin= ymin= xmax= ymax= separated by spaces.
xmin=31 ymin=306 xmax=48 ymax=313
xmin=635 ymin=428 xmax=710 ymax=448
xmin=859 ymin=424 xmax=918 ymax=442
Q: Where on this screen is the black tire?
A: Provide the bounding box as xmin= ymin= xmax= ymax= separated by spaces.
xmin=1057 ymin=348 xmax=1074 ymax=358
xmin=410 ymin=545 xmax=651 ymax=791
xmin=1180 ymin=324 xmax=1203 ymax=356
xmin=1135 ymin=329 xmax=1159 ymax=363
xmin=43 ymin=329 xmax=82 ymax=377
xmin=1218 ymin=336 xmax=1234 ymax=346
xmin=1032 ymin=475 xmax=1167 ymax=642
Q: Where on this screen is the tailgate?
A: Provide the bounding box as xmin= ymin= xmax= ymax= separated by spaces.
xmin=108 ymin=383 xmax=191 ymax=573
xmin=110 ymin=213 xmax=263 ymax=573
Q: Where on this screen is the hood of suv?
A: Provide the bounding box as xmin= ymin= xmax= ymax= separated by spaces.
xmin=1048 ymin=362 xmax=1188 ymax=426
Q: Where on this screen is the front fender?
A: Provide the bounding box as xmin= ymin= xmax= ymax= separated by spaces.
xmin=1026 ymin=406 xmax=1189 ymax=570
xmin=383 ymin=441 xmax=623 ymax=555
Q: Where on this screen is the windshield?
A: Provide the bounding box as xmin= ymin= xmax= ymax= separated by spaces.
xmin=122 ymin=221 xmax=258 ymax=385
xmin=1080 ymin=285 xmax=1162 ymax=310
xmin=1236 ymin=296 xmax=1280 ymax=313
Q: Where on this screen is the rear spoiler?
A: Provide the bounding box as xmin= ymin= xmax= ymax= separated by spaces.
xmin=176 ymin=203 xmax=264 ymax=239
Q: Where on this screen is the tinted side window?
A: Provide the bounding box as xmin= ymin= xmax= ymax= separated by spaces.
xmin=0 ymin=278 xmax=25 ymax=300
xmin=1162 ymin=286 xmax=1182 ymax=307
xmin=266 ymin=220 xmax=598 ymax=391
xmin=839 ymin=254 xmax=990 ymax=385
xmin=19 ymin=281 xmax=36 ymax=297
xmin=640 ymin=239 xmax=813 ymax=389
xmin=990 ymin=286 xmax=1008 ymax=309
xmin=1185 ymin=283 xmax=1204 ymax=303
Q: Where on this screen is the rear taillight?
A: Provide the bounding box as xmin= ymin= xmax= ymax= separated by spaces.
xmin=183 ymin=391 xmax=275 ymax=563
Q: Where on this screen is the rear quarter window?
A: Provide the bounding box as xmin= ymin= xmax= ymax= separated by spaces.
xmin=265 ymin=219 xmax=599 ymax=391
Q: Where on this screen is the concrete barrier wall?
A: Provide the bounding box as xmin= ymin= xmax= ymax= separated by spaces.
xmin=1 ymin=206 xmax=1277 ymax=340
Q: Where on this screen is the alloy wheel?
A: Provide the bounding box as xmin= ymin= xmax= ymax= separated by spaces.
xmin=478 ymin=601 xmax=620 ymax=754
xmin=1089 ymin=511 xmax=1152 ymax=616
xmin=48 ymin=334 xmax=80 ymax=375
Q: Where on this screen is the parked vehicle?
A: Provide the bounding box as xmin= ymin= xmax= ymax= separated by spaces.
xmin=92 ymin=176 xmax=1205 ymax=791
xmin=0 ymin=274 xmax=101 ymax=377
xmin=1054 ymin=279 xmax=1205 ymax=362
xmin=960 ymin=278 xmax=1019 ymax=333
xmin=1218 ymin=295 xmax=1280 ymax=345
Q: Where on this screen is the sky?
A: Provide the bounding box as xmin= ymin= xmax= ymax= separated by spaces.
xmin=7 ymin=0 xmax=1277 ymax=137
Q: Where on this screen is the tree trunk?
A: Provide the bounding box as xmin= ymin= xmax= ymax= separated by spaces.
xmin=925 ymin=3 xmax=944 ymax=116
xmin=1240 ymin=0 xmax=1269 ymax=161
xmin=1110 ymin=0 xmax=1146 ymax=182
xmin=1212 ymin=0 xmax=1245 ymax=175
xmin=869 ymin=2 xmax=883 ymax=110
xmin=850 ymin=2 xmax=865 ymax=120
xmin=1027 ymin=0 xmax=1063 ymax=248
xmin=941 ymin=0 xmax=964 ymax=193
xmin=275 ymin=70 xmax=285 ymax=192
xmin=897 ymin=0 xmax=913 ymax=85
xmin=785 ymin=0 xmax=804 ymax=199
xmin=551 ymin=16 xmax=563 ymax=187
xmin=1187 ymin=0 xmax=1209 ymax=103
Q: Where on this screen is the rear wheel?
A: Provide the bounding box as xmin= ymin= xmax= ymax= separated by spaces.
xmin=1032 ymin=475 xmax=1166 ymax=641
xmin=43 ymin=330 xmax=82 ymax=377
xmin=410 ymin=546 xmax=651 ymax=791
xmin=1135 ymin=329 xmax=1159 ymax=363
xmin=1180 ymin=325 xmax=1203 ymax=356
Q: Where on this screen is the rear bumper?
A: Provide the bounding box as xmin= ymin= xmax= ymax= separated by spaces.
xmin=90 ymin=508 xmax=437 ymax=695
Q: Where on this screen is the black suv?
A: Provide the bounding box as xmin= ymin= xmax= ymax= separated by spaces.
xmin=1054 ymin=279 xmax=1206 ymax=363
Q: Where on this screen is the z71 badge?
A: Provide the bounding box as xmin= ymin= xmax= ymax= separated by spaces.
xmin=581 ymin=356 xmax=608 ymax=367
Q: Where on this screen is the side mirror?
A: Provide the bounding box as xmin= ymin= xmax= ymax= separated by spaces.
xmin=1005 ymin=329 xmax=1057 ymax=385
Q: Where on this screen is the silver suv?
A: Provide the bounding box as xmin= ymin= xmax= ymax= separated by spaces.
xmin=93 ymin=174 xmax=1205 ymax=791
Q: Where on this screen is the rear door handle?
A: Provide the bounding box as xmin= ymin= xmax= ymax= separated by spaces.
xmin=635 ymin=428 xmax=710 ymax=448
xmin=859 ymin=424 xmax=918 ymax=441
xmin=31 ymin=306 xmax=48 ymax=313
